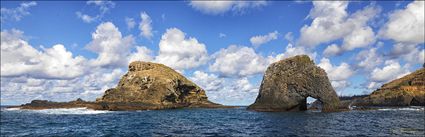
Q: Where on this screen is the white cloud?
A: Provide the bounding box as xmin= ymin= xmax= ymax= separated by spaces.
xmin=76 ymin=12 xmax=97 ymax=23
xmin=298 ymin=1 xmax=349 ymax=47
xmin=284 ymin=32 xmax=294 ymax=43
xmin=128 ymin=46 xmax=154 ymax=63
xmin=370 ymin=60 xmax=410 ymax=82
xmin=402 ymin=47 xmax=424 ymax=65
xmin=273 ymin=44 xmax=317 ymax=61
xmin=189 ymin=71 xmax=259 ymax=105
xmin=190 ymin=71 xmax=224 ymax=92
xmin=318 ymin=58 xmax=354 ymax=91
xmin=0 ymin=1 xmax=37 ymax=22
xmin=209 ymin=45 xmax=270 ymax=77
xmin=355 ymin=46 xmax=383 ymax=71
xmin=318 ymin=58 xmax=354 ymax=81
xmin=139 ymin=12 xmax=153 ymax=39
xmin=1 ymin=29 xmax=87 ymax=79
xmin=125 ymin=17 xmax=136 ymax=30
xmin=86 ymin=0 xmax=115 ymax=14
xmin=155 ymin=28 xmax=208 ymax=71
xmin=298 ymin=2 xmax=379 ymax=48
xmin=388 ymin=43 xmax=425 ymax=65
xmin=86 ymin=22 xmax=135 ymax=67
xmin=189 ymin=1 xmax=267 ymax=15
xmin=323 ymin=44 xmax=342 ymax=57
xmin=341 ymin=27 xmax=376 ymax=51
xmin=250 ymin=31 xmax=279 ymax=47
xmin=323 ymin=27 xmax=376 ymax=57
xmin=379 ymin=1 xmax=424 ymax=44
xmin=76 ymin=0 xmax=115 ymax=23
xmin=1 ymin=68 xmax=124 ymax=104
xmin=365 ymin=60 xmax=411 ymax=90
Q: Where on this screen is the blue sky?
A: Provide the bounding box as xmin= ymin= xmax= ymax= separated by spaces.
xmin=1 ymin=1 xmax=424 ymax=105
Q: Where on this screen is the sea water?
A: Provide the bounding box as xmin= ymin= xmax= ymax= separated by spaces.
xmin=1 ymin=106 xmax=424 ymax=136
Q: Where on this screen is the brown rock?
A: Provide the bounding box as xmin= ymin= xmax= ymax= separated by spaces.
xmin=354 ymin=68 xmax=425 ymax=106
xmin=248 ymin=55 xmax=340 ymax=112
xmin=95 ymin=61 xmax=225 ymax=110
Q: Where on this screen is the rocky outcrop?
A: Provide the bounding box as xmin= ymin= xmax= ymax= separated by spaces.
xmin=354 ymin=68 xmax=425 ymax=106
xmin=94 ymin=61 xmax=223 ymax=110
xmin=17 ymin=98 xmax=94 ymax=110
xmin=16 ymin=61 xmax=229 ymax=111
xmin=248 ymin=55 xmax=340 ymax=112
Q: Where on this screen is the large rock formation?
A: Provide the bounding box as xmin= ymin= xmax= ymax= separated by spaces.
xmin=93 ymin=61 xmax=224 ymax=110
xmin=248 ymin=55 xmax=340 ymax=112
xmin=16 ymin=61 xmax=228 ymax=111
xmin=354 ymin=68 xmax=425 ymax=106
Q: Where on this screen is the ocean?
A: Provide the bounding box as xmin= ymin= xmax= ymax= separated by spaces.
xmin=1 ymin=106 xmax=424 ymax=136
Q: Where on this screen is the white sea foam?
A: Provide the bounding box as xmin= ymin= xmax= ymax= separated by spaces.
xmin=31 ymin=107 xmax=112 ymax=115
xmin=2 ymin=107 xmax=113 ymax=114
xmin=378 ymin=107 xmax=424 ymax=111
xmin=4 ymin=107 xmax=21 ymax=111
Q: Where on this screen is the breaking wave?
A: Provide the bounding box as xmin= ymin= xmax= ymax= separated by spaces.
xmin=3 ymin=107 xmax=112 ymax=115
xmin=378 ymin=107 xmax=424 ymax=111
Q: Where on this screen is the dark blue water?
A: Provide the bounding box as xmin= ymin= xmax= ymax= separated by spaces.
xmin=1 ymin=106 xmax=424 ymax=136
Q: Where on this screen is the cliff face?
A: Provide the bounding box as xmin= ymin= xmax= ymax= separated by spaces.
xmin=355 ymin=68 xmax=425 ymax=106
xmin=248 ymin=55 xmax=340 ymax=112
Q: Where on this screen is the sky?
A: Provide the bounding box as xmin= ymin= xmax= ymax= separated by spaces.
xmin=1 ymin=1 xmax=424 ymax=106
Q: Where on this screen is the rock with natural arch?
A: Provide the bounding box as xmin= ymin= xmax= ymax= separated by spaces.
xmin=248 ymin=55 xmax=340 ymax=112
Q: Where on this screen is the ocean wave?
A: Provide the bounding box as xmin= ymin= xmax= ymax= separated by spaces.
xmin=378 ymin=107 xmax=424 ymax=111
xmin=4 ymin=107 xmax=21 ymax=111
xmin=3 ymin=107 xmax=112 ymax=115
xmin=34 ymin=107 xmax=112 ymax=115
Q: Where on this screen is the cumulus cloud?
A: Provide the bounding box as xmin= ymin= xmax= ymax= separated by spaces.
xmin=190 ymin=71 xmax=224 ymax=92
xmin=86 ymin=22 xmax=135 ymax=67
xmin=355 ymin=46 xmax=383 ymax=71
xmin=273 ymin=44 xmax=317 ymax=61
xmin=401 ymin=47 xmax=425 ymax=65
xmin=189 ymin=71 xmax=258 ymax=105
xmin=1 ymin=1 xmax=37 ymax=22
xmin=387 ymin=43 xmax=425 ymax=65
xmin=128 ymin=46 xmax=154 ymax=63
xmin=298 ymin=2 xmax=379 ymax=49
xmin=139 ymin=12 xmax=153 ymax=39
xmin=341 ymin=27 xmax=376 ymax=50
xmin=209 ymin=45 xmax=270 ymax=77
xmin=318 ymin=58 xmax=354 ymax=91
xmin=155 ymin=28 xmax=209 ymax=71
xmin=189 ymin=1 xmax=267 ymax=15
xmin=250 ymin=31 xmax=279 ymax=47
xmin=366 ymin=60 xmax=411 ymax=90
xmin=323 ymin=44 xmax=342 ymax=57
xmin=76 ymin=0 xmax=115 ymax=23
xmin=370 ymin=60 xmax=410 ymax=83
xmin=379 ymin=1 xmax=424 ymax=44
xmin=125 ymin=17 xmax=136 ymax=30
xmin=1 ymin=68 xmax=124 ymax=104
xmin=1 ymin=29 xmax=87 ymax=79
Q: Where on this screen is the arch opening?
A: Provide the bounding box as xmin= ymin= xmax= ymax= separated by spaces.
xmin=306 ymin=96 xmax=322 ymax=111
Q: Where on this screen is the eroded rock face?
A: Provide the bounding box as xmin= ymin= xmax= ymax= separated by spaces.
xmin=248 ymin=55 xmax=340 ymax=112
xmin=354 ymin=68 xmax=425 ymax=106
xmin=96 ymin=61 xmax=216 ymax=106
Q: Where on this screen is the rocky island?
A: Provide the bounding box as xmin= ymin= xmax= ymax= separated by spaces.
xmin=248 ymin=55 xmax=340 ymax=112
xmin=16 ymin=61 xmax=230 ymax=111
xmin=352 ymin=67 xmax=425 ymax=107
